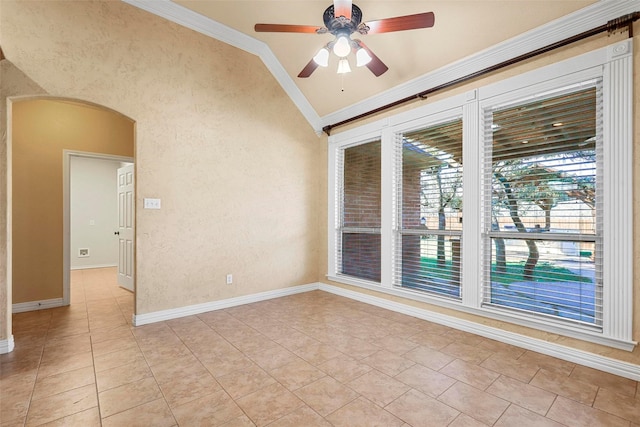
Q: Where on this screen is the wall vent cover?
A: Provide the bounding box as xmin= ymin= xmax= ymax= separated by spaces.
xmin=78 ymin=248 xmax=90 ymax=257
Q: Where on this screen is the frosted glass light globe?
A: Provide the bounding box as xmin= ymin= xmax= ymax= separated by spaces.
xmin=313 ymin=48 xmax=329 ymax=67
xmin=333 ymin=36 xmax=351 ymax=57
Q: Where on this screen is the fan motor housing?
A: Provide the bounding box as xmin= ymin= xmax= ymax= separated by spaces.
xmin=323 ymin=4 xmax=363 ymax=35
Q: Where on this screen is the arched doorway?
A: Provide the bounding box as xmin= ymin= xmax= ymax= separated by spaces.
xmin=4 ymin=96 xmax=135 ymax=352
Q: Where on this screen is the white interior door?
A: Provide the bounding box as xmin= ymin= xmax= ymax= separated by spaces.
xmin=117 ymin=164 xmax=134 ymax=291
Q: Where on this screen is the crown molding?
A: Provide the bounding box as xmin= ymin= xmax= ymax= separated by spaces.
xmin=123 ymin=0 xmax=638 ymax=136
xmin=319 ymin=0 xmax=640 ymax=130
xmin=122 ymin=0 xmax=322 ymax=133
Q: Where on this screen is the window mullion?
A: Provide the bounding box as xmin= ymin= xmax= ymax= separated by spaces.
xmin=327 ymin=143 xmax=339 ymax=277
xmin=462 ymin=90 xmax=481 ymax=308
xmin=601 ymin=39 xmax=633 ymax=341
xmin=380 ymin=126 xmax=395 ymax=288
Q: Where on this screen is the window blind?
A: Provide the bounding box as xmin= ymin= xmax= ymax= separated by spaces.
xmin=337 ymin=140 xmax=382 ymax=282
xmin=481 ymin=81 xmax=603 ymax=327
xmin=396 ymin=119 xmax=463 ymax=298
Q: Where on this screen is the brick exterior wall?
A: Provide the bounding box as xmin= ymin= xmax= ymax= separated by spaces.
xmin=341 ymin=142 xmax=381 ymax=281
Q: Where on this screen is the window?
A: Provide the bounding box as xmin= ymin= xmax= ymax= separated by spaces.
xmin=328 ymin=40 xmax=632 ymax=348
xmin=396 ymin=119 xmax=463 ymax=298
xmin=336 ymin=140 xmax=381 ymax=282
xmin=481 ymin=83 xmax=602 ymax=327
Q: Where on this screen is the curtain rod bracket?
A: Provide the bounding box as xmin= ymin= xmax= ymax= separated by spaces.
xmin=607 ymin=12 xmax=639 ymax=36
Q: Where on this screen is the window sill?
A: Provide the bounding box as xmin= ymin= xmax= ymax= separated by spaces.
xmin=325 ymin=274 xmax=637 ymax=351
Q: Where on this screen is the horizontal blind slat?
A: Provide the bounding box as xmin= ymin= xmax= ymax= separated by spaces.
xmin=481 ymin=82 xmax=602 ymax=329
xmin=396 ymin=118 xmax=463 ymax=299
xmin=339 ymin=140 xmax=382 ymax=282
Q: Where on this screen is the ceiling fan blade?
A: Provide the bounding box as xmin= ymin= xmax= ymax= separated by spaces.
xmin=356 ymin=41 xmax=388 ymax=77
xmin=254 ymin=24 xmax=322 ymax=33
xmin=334 ymin=0 xmax=352 ymax=20
xmin=365 ymin=12 xmax=435 ymax=34
xmin=298 ymin=58 xmax=320 ymax=78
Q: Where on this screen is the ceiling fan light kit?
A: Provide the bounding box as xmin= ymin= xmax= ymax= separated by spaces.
xmin=254 ymin=0 xmax=435 ymax=79
xmin=337 ymin=58 xmax=352 ymax=74
xmin=313 ymin=47 xmax=330 ymax=67
xmin=333 ymin=35 xmax=352 ymax=57
xmin=312 ymin=40 xmax=371 ymax=70
xmin=355 ymin=46 xmax=372 ymax=67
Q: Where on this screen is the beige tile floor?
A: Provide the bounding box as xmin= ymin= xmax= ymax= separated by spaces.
xmin=1 ymin=267 xmax=639 ymax=426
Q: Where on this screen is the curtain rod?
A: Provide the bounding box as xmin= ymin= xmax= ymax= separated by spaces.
xmin=322 ymin=12 xmax=639 ymax=136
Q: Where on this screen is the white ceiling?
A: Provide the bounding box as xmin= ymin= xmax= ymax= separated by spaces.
xmin=124 ymin=1 xmax=639 ymax=132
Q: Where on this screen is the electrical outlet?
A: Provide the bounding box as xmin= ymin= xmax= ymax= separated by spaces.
xmin=226 ymin=274 xmax=233 ymax=285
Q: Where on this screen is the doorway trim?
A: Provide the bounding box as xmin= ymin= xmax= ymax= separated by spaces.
xmin=63 ymin=150 xmax=134 ymax=306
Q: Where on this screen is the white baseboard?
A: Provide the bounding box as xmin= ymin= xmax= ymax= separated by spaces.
xmin=127 ymin=280 xmax=639 ymax=381
xmin=0 ymin=335 xmax=14 ymax=354
xmin=319 ymin=283 xmax=640 ymax=381
xmin=70 ymin=264 xmax=117 ymax=270
xmin=132 ymin=283 xmax=321 ymax=326
xmin=12 ymin=298 xmax=65 ymax=313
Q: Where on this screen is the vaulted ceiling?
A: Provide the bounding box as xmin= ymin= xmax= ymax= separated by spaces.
xmin=123 ymin=1 xmax=637 ymax=132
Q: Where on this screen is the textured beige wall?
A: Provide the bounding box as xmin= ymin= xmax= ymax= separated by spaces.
xmin=0 ymin=0 xmax=321 ymax=322
xmin=11 ymin=99 xmax=134 ymax=303
xmin=0 ymin=60 xmax=47 ymax=342
xmin=318 ymin=27 xmax=640 ymax=365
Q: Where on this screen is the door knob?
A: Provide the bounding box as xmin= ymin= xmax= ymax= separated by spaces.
xmin=114 ymin=231 xmax=120 ymax=235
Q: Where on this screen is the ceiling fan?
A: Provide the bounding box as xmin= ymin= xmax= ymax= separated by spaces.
xmin=254 ymin=0 xmax=435 ymax=78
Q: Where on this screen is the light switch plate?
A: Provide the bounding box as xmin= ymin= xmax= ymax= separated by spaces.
xmin=143 ymin=198 xmax=161 ymax=209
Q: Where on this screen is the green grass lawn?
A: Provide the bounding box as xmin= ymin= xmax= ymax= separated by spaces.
xmin=490 ymin=261 xmax=591 ymax=284
xmin=418 ymin=258 xmax=590 ymax=284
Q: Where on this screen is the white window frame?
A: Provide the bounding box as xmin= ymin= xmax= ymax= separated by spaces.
xmin=327 ymin=39 xmax=634 ymax=350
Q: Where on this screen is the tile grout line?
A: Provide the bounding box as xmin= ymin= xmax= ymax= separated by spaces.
xmin=26 ymin=272 xmax=92 ymax=426
xmin=87 ymin=277 xmax=106 ymax=427
xmin=22 ymin=304 xmax=55 ymax=426
xmin=219 ymin=306 xmax=371 ymax=425
xmin=161 ymin=319 xmax=231 ymax=425
xmin=221 ymin=313 xmax=320 ymax=425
